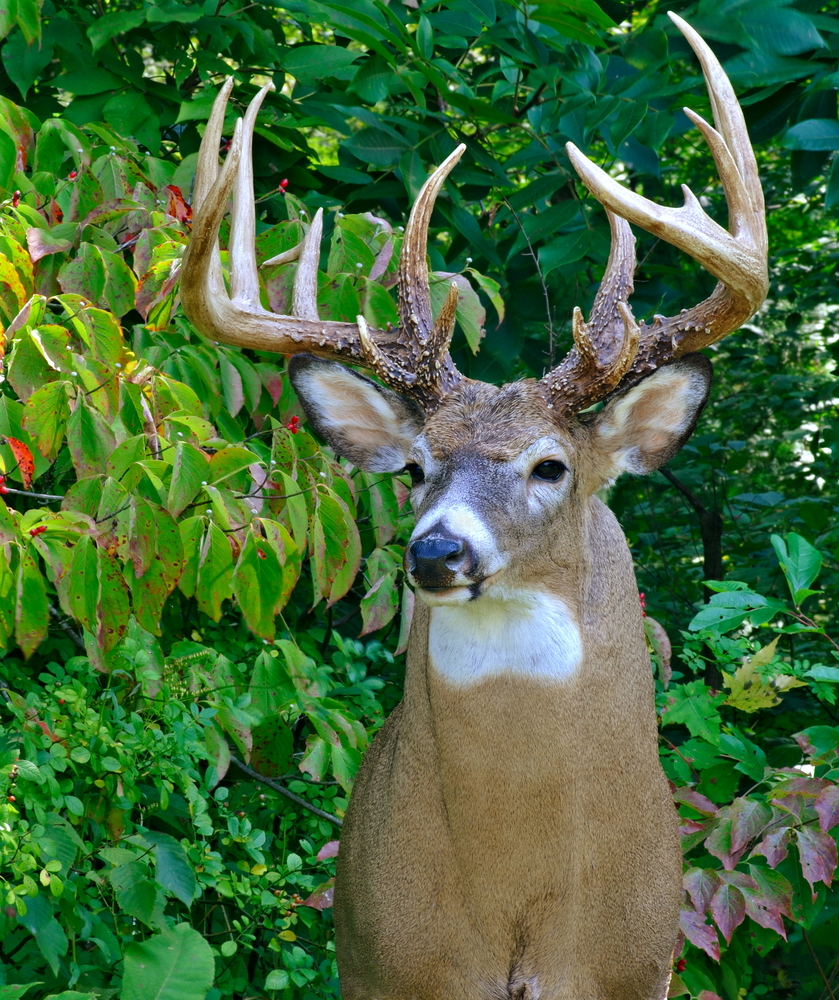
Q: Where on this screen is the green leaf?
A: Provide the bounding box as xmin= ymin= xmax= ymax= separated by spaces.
xmin=232 ymin=527 xmax=283 ymax=640
xmin=66 ymin=398 xmax=115 ymax=478
xmin=66 ymin=535 xmax=98 ymax=632
xmin=96 ymin=547 xmax=130 ymax=651
xmin=345 ymin=128 xmax=410 ymax=166
xmin=688 ymin=589 xmax=774 ymax=633
xmin=251 ymin=716 xmax=294 ymax=777
xmin=2 ymin=29 xmax=53 ymax=99
xmin=109 ymin=861 xmax=158 ymax=925
xmin=58 ymin=243 xmax=107 ymax=304
xmin=0 ymin=129 xmax=15 ymax=192
xmin=196 ymin=522 xmax=234 ymax=620
xmin=771 ymin=532 xmax=822 ymax=604
xmin=660 ymin=679 xmax=725 ymax=740
xmin=718 ymin=731 xmax=768 ymax=782
xmin=22 ymin=381 xmax=71 ymax=460
xmin=784 ymin=119 xmax=839 ymax=151
xmin=121 ymin=924 xmax=213 ymax=1000
xmin=167 ymin=442 xmax=209 ymax=517
xmin=265 ymin=970 xmax=290 ymax=990
xmin=282 ymin=45 xmax=360 ymax=83
xmin=740 ymin=7 xmax=825 ymax=57
xmin=249 ymin=649 xmax=295 ymax=717
xmin=87 ymin=9 xmax=145 ymax=51
xmin=539 ymin=230 xmax=589 ymax=277
xmin=360 ymin=569 xmax=399 ymax=635
xmin=15 ymin=550 xmax=48 ymax=659
xmin=137 ymin=832 xmax=197 ymax=907
xmin=0 ymin=986 xmax=41 ymax=1000
xmin=208 ymin=446 xmax=259 ymax=485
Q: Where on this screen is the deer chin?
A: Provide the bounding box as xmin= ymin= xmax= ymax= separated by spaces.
xmin=414 ymin=571 xmax=501 ymax=607
xmin=414 ymin=583 xmax=475 ymax=607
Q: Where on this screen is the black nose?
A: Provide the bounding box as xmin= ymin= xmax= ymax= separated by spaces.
xmin=407 ymin=536 xmax=468 ymax=589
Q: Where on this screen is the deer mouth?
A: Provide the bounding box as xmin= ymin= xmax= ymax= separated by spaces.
xmin=414 ymin=572 xmax=500 ymax=606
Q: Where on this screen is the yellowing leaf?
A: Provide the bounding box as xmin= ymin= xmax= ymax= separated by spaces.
xmin=723 ymin=638 xmax=807 ymax=712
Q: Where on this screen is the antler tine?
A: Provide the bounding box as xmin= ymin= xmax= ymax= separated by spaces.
xmin=541 ymin=211 xmax=640 ymax=411
xmin=540 ymin=12 xmax=768 ymax=414
xmin=357 ymin=144 xmax=468 ymax=410
xmin=230 ymin=82 xmax=274 ymax=308
xmin=181 ymin=86 xmax=402 ymax=363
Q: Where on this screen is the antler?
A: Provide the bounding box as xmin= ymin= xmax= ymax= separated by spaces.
xmin=540 ymin=12 xmax=768 ymax=415
xmin=180 ymin=81 xmax=466 ymax=411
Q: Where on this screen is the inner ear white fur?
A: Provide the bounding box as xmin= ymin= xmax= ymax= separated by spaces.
xmin=289 ymin=357 xmax=425 ymax=472
xmin=594 ymin=357 xmax=711 ymax=478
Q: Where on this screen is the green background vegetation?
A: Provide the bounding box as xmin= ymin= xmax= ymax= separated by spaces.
xmin=0 ymin=0 xmax=837 ymax=997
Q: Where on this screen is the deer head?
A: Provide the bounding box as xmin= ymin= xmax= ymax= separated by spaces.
xmin=181 ymin=14 xmax=767 ymax=612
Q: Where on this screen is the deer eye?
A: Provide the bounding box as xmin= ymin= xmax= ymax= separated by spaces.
xmin=403 ymin=463 xmax=425 ymax=486
xmin=531 ymin=460 xmax=566 ymax=482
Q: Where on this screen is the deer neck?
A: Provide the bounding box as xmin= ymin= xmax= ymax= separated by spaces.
xmin=402 ymin=497 xmax=658 ymax=844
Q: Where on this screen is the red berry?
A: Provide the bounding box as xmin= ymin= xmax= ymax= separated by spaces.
xmin=68 ymin=170 xmax=77 ymax=180
xmin=7 ymin=796 xmax=15 ymax=803
xmin=12 ymin=191 xmax=20 ymax=207
xmin=279 ymin=178 xmax=289 ymax=190
xmin=30 ymin=525 xmax=47 ymax=536
xmin=676 ymin=958 xmax=687 ymax=973
xmin=58 ymin=699 xmax=65 ymax=705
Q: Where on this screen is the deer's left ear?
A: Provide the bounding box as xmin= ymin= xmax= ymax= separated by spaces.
xmin=591 ymin=354 xmax=712 ymax=480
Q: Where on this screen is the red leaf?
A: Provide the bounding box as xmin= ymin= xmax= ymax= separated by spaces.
xmin=317 ymin=840 xmax=340 ymax=861
xmin=750 ymin=827 xmax=792 ymax=868
xmin=683 ymin=868 xmax=721 ymax=914
xmin=796 ymin=826 xmax=838 ymax=895
xmin=679 ymin=905 xmax=720 ymax=961
xmin=680 ymin=818 xmax=708 ymax=838
xmin=301 ymin=877 xmax=334 ymax=910
xmin=698 ymin=993 xmax=724 ymax=1000
xmin=673 ymin=786 xmax=718 ymax=816
xmin=815 ymin=784 xmax=839 ymax=833
xmin=709 ymin=883 xmax=746 ymax=944
xmin=771 ymin=776 xmax=828 ymax=821
xmin=729 ymin=796 xmax=772 ymax=854
xmin=163 ymin=185 xmax=192 ymax=225
xmin=7 ymin=437 xmax=34 ymax=489
xmin=742 ymin=891 xmax=787 ymax=939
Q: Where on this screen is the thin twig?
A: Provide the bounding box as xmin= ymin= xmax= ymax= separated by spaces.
xmin=49 ymin=605 xmax=85 ymax=651
xmin=503 ymin=199 xmax=556 ymax=365
xmin=804 ymin=927 xmax=837 ymax=1000
xmin=229 ymin=755 xmax=343 ymax=827
xmin=1 ymin=487 xmax=64 ymax=501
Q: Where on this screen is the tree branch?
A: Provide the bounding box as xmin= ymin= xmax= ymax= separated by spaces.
xmin=229 ymin=755 xmax=343 ymax=827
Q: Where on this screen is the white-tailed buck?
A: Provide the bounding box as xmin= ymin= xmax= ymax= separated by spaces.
xmin=182 ymin=13 xmax=767 ymax=999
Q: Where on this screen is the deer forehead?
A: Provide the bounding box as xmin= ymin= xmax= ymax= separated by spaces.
xmin=417 ymin=381 xmax=579 ymax=462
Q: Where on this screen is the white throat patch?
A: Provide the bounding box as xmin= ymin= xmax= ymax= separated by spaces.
xmin=428 ymin=590 xmax=583 ymax=687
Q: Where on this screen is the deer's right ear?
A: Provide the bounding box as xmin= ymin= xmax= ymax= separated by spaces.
xmin=288 ymin=355 xmax=425 ymax=472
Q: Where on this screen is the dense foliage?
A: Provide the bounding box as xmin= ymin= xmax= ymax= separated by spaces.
xmin=0 ymin=1 xmax=837 ymax=998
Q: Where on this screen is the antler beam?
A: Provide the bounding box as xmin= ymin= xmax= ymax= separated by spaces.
xmin=541 ymin=11 xmax=768 ymax=414
xmin=180 ymin=82 xmax=466 ymax=410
